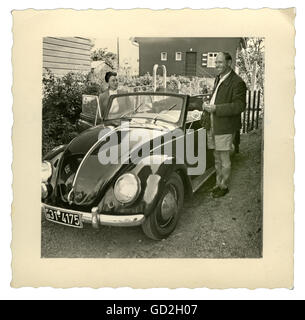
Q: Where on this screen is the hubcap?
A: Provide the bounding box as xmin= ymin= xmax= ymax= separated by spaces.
xmin=160 ymin=185 xmax=178 ymax=225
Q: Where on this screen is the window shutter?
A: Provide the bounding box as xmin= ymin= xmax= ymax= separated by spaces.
xmin=202 ymin=53 xmax=208 ymax=67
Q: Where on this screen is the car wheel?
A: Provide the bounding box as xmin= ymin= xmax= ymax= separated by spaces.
xmin=141 ymin=172 xmax=184 ymax=240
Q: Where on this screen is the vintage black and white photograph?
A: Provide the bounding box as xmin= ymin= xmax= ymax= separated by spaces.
xmin=40 ymin=36 xmax=264 ymax=259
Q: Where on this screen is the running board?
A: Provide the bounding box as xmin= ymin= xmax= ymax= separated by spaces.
xmin=191 ymin=167 xmax=216 ymax=193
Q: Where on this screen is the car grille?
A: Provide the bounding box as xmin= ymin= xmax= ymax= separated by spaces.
xmin=58 ymin=155 xmax=83 ymax=203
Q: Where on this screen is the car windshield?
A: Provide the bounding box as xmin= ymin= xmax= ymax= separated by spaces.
xmin=105 ymin=94 xmax=184 ymax=124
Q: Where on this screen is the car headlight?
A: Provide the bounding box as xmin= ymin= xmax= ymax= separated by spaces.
xmin=41 ymin=161 xmax=52 ymax=182
xmin=41 ymin=183 xmax=48 ymax=199
xmin=114 ymin=173 xmax=141 ymax=204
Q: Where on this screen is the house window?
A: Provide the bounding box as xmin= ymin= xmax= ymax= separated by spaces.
xmin=207 ymin=52 xmax=219 ymax=68
xmin=161 ymin=52 xmax=167 ymax=61
xmin=175 ymin=52 xmax=182 ymax=61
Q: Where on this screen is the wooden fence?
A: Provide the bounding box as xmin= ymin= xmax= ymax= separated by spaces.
xmin=241 ymin=90 xmax=263 ymax=133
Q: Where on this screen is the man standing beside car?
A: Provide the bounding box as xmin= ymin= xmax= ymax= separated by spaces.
xmin=203 ymin=52 xmax=247 ymax=198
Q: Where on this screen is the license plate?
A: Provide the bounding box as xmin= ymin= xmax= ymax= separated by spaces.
xmin=45 ymin=207 xmax=83 ymax=228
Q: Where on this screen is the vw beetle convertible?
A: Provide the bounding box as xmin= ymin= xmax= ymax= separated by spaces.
xmin=41 ymin=92 xmax=216 ymax=240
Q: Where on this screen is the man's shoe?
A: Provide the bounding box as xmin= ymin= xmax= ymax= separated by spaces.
xmin=212 ymin=187 xmax=229 ymax=198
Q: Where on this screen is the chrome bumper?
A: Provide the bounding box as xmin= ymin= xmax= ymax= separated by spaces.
xmin=41 ymin=203 xmax=145 ymax=228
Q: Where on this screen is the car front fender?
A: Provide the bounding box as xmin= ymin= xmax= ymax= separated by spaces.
xmin=96 ymin=155 xmax=192 ymax=217
xmin=43 ymin=144 xmax=66 ymax=161
xmin=133 ymin=155 xmax=191 ymax=216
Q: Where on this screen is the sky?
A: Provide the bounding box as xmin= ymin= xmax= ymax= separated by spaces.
xmin=92 ymin=37 xmax=139 ymax=74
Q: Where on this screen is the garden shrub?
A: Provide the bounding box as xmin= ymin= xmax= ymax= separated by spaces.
xmin=42 ymin=69 xmax=102 ymax=155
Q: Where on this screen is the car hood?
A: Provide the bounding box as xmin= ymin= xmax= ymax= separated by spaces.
xmin=57 ymin=120 xmax=177 ymax=206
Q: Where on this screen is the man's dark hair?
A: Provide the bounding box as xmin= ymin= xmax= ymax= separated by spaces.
xmin=105 ymin=71 xmax=117 ymax=83
xmin=221 ymin=52 xmax=232 ymax=62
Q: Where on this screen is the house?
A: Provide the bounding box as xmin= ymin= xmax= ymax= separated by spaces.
xmin=43 ymin=37 xmax=93 ymax=75
xmin=133 ymin=37 xmax=243 ymax=77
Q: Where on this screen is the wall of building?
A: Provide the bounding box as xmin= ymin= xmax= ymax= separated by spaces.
xmin=43 ymin=37 xmax=92 ymax=76
xmin=135 ymin=37 xmax=241 ymax=77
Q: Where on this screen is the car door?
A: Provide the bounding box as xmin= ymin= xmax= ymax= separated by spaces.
xmin=77 ymin=95 xmax=102 ymax=132
xmin=185 ymin=113 xmax=206 ymax=177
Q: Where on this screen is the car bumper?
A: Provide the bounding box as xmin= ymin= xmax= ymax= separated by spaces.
xmin=41 ymin=203 xmax=145 ymax=228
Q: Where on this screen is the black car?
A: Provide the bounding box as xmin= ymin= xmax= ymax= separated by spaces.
xmin=41 ymin=92 xmax=216 ymax=240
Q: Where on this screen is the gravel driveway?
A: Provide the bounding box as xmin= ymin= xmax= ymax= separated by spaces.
xmin=41 ymin=129 xmax=263 ymax=258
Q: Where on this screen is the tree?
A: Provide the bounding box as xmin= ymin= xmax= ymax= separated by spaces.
xmin=91 ymin=48 xmax=117 ymax=69
xmin=236 ymin=37 xmax=265 ymax=92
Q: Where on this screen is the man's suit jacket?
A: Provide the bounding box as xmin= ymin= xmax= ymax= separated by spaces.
xmin=98 ymin=89 xmax=128 ymax=119
xmin=213 ymin=70 xmax=247 ymax=135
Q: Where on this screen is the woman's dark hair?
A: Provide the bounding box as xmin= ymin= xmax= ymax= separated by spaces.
xmin=105 ymin=71 xmax=117 ymax=83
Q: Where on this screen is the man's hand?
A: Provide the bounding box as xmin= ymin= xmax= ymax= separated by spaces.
xmin=203 ymin=104 xmax=216 ymax=113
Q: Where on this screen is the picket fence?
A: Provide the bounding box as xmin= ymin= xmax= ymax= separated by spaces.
xmin=241 ymin=90 xmax=263 ymax=133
